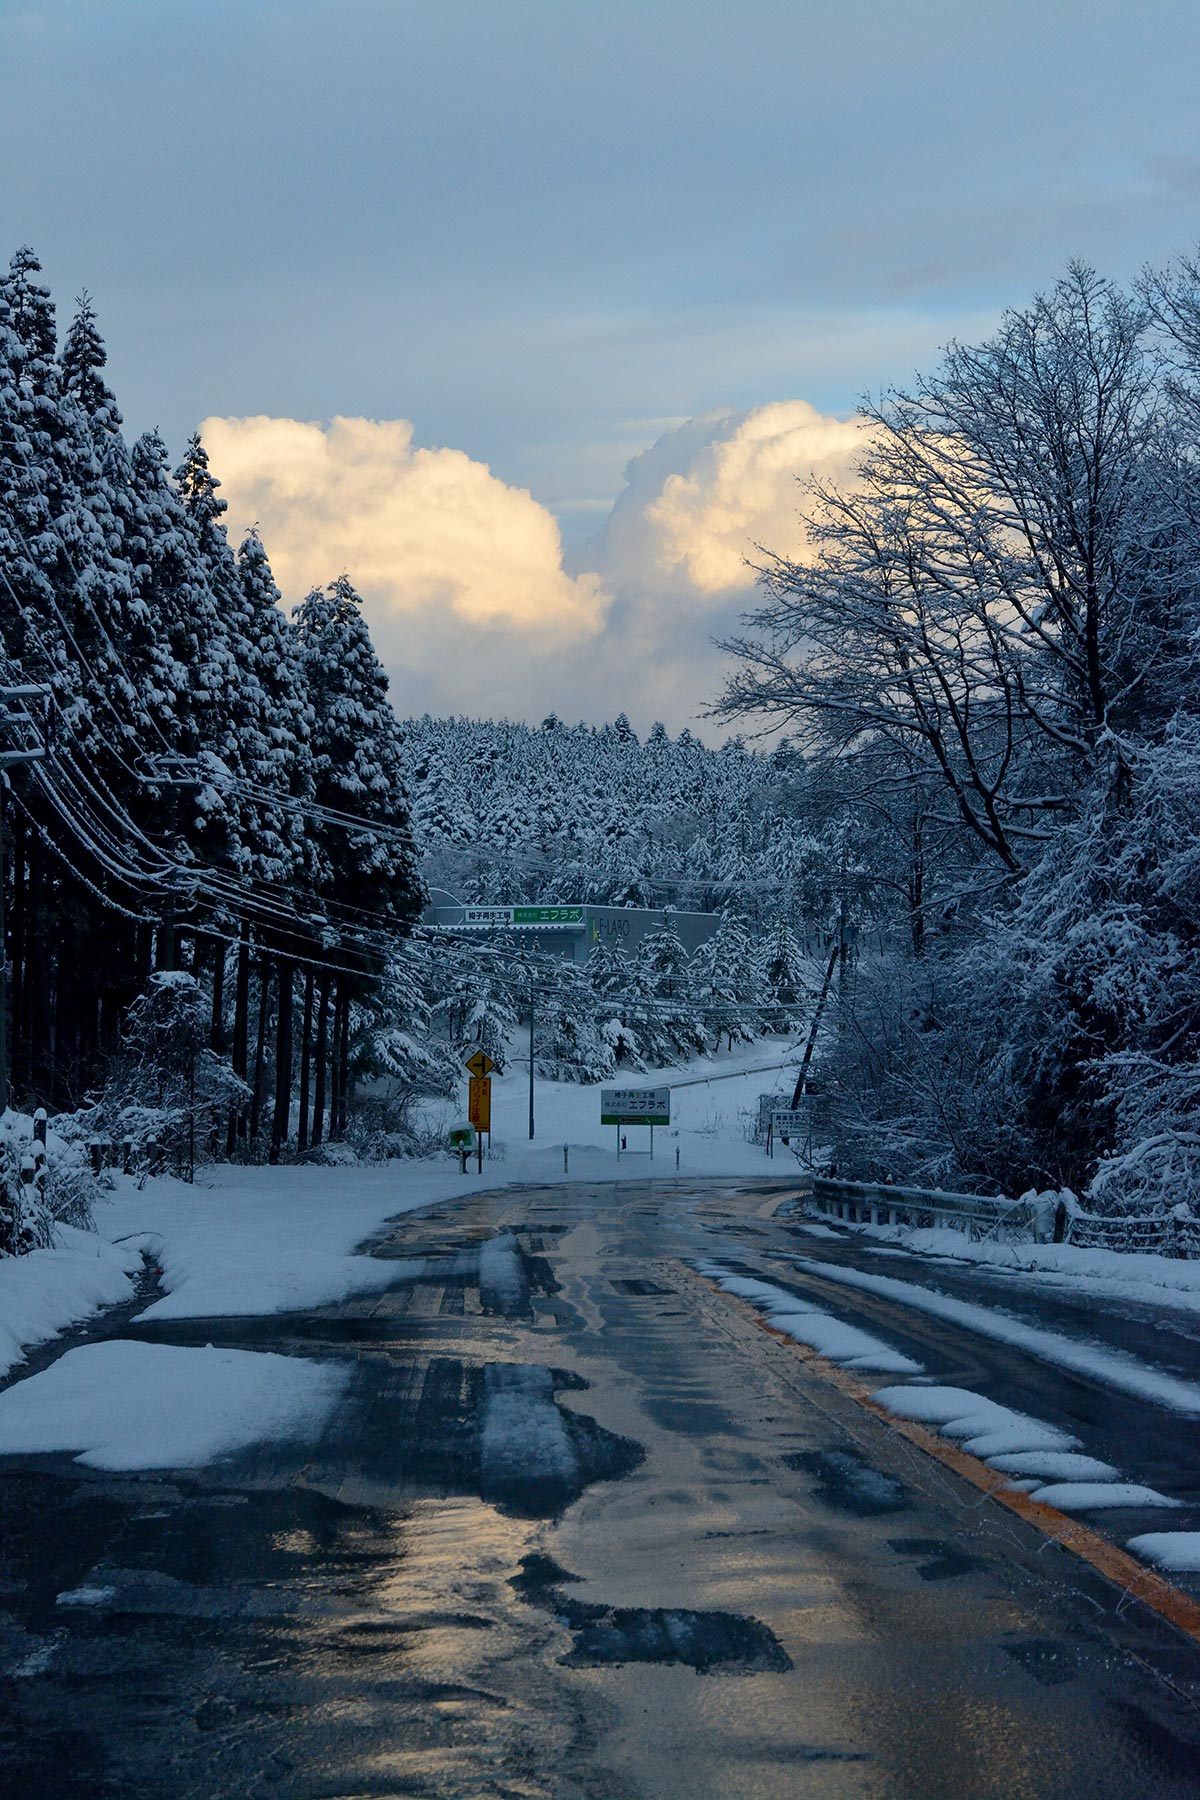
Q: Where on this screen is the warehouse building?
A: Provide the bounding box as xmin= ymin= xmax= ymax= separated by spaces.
xmin=422 ymin=891 xmax=719 ymax=965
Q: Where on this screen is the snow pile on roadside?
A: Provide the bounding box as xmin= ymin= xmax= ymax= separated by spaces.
xmin=794 ymin=1257 xmax=1200 ymax=1415
xmin=872 ymin=1385 xmax=1180 ymax=1512
xmin=696 ymin=1262 xmax=922 ymax=1375
xmin=704 ymin=1262 xmax=1187 ymax=1519
xmin=872 ymin=1385 xmax=1078 ymax=1457
xmin=848 ymin=1220 xmax=1200 ymax=1316
xmin=101 ymin=1164 xmax=458 ymax=1320
xmin=1033 ymin=1482 xmax=1181 ymax=1511
xmin=1127 ymin=1533 xmax=1200 ymax=1571
xmin=0 ymin=1338 xmax=348 ymax=1469
xmin=0 ymin=1227 xmax=143 ymax=1380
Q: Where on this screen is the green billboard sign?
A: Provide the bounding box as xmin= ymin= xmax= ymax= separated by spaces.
xmin=511 ymin=906 xmax=584 ymax=926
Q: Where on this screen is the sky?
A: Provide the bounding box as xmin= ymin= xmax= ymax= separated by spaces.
xmin=4 ymin=0 xmax=1200 ymax=733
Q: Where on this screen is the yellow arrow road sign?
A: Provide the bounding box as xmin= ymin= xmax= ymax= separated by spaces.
xmin=465 ymin=1050 xmax=496 ymax=1077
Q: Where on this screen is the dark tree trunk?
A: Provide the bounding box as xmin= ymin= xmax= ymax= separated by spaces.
xmin=297 ymin=968 xmax=314 ymax=1153
xmin=249 ymin=960 xmax=272 ymax=1145
xmin=10 ymin=811 xmax=25 ymax=1097
xmin=332 ymin=979 xmax=352 ymax=1141
xmin=269 ymin=960 xmax=293 ymax=1165
xmin=328 ymin=983 xmax=343 ymax=1142
xmin=338 ymin=980 xmax=352 ymax=1138
xmin=210 ymin=935 xmax=226 ymax=1052
xmin=29 ymin=833 xmax=52 ymax=1104
xmin=228 ymin=928 xmax=251 ymax=1154
xmin=311 ymin=972 xmax=331 ymax=1148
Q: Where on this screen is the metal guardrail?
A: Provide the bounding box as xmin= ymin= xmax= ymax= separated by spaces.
xmin=1065 ymin=1206 xmax=1200 ymax=1258
xmin=811 ymin=1177 xmax=1033 ymax=1242
xmin=811 ymin=1177 xmax=1200 ymax=1258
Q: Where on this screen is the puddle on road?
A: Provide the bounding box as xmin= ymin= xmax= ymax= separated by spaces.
xmin=512 ymin=1553 xmax=793 ymax=1676
xmin=1 ymin=1478 xmax=600 ymax=1800
xmin=784 ymin=1448 xmax=910 ymax=1516
xmin=314 ymin=1354 xmax=643 ymax=1520
xmin=887 ymin=1536 xmax=985 ymax=1581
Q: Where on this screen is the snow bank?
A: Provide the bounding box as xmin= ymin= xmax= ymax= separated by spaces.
xmin=871 ymin=1385 xmax=1078 ymax=1457
xmin=871 ymin=1384 xmax=1180 ymax=1512
xmin=986 ymin=1451 xmax=1119 ymax=1481
xmin=0 ymin=1227 xmax=143 ymax=1380
xmin=849 ymin=1221 xmax=1200 ymax=1317
xmin=1127 ymin=1533 xmax=1200 ymax=1571
xmin=698 ymin=1262 xmax=922 ymax=1375
xmin=0 ymin=1339 xmax=348 ymax=1470
xmin=100 ymin=1164 xmax=461 ymax=1320
xmin=796 ymin=1257 xmax=1200 ymax=1415
xmin=1029 ymin=1482 xmax=1180 ymax=1512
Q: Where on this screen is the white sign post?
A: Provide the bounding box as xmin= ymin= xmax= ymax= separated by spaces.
xmin=600 ymin=1086 xmax=671 ymax=1159
xmin=769 ymin=1107 xmax=808 ymax=1158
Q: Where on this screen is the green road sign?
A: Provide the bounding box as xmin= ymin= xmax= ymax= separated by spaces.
xmin=511 ymin=905 xmax=584 ymax=925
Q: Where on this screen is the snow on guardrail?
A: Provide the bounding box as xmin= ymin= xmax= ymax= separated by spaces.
xmin=810 ymin=1177 xmax=1200 ymax=1258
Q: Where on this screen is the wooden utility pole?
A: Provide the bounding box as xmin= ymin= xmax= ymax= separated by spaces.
xmin=270 ymin=959 xmax=293 ymax=1164
xmin=0 ymin=685 xmax=51 ymax=1114
xmin=528 ymin=966 xmax=535 ymax=1140
xmin=312 ymin=972 xmax=330 ymax=1147
xmin=297 ymin=968 xmax=314 ymax=1153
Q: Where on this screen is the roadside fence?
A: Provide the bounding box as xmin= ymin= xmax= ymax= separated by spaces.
xmin=811 ymin=1177 xmax=1034 ymax=1242
xmin=809 ymin=1177 xmax=1200 ymax=1258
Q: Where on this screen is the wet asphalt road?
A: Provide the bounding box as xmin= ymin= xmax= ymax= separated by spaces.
xmin=4 ymin=1178 xmax=1200 ymax=1798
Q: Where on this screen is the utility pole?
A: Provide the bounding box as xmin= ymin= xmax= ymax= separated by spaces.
xmin=137 ymin=755 xmax=203 ymax=976
xmin=528 ymin=965 xmax=535 ymax=1140
xmin=0 ymin=685 xmax=51 ymax=1115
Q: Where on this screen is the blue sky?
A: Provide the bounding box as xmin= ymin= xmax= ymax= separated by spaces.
xmin=5 ymin=0 xmax=1200 ymax=727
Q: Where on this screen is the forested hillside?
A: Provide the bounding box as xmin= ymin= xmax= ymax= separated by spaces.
xmin=404 ymin=713 xmax=845 ymax=937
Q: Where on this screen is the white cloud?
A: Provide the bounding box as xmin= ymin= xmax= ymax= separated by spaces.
xmin=200 ymin=400 xmax=865 ymax=731
xmin=581 ymin=399 xmax=867 ymax=602
xmin=199 ymin=414 xmax=606 ymax=637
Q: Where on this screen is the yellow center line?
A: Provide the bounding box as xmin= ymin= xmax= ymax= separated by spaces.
xmin=692 ymin=1269 xmax=1200 ymax=1645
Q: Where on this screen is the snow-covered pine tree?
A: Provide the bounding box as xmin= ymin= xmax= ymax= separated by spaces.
xmin=760 ymin=918 xmax=809 ymax=1033
xmin=689 ymin=914 xmax=762 ymax=1051
xmin=534 ymin=962 xmax=614 ymax=1083
xmin=293 ymin=574 xmax=422 ymax=921
xmin=293 ymin=575 xmax=425 ymax=1140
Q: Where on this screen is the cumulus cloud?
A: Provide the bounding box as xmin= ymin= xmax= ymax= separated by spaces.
xmin=199 ymin=414 xmax=605 ymax=637
xmin=201 ymin=399 xmax=865 ymax=730
xmin=579 ymin=398 xmax=867 ymax=602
